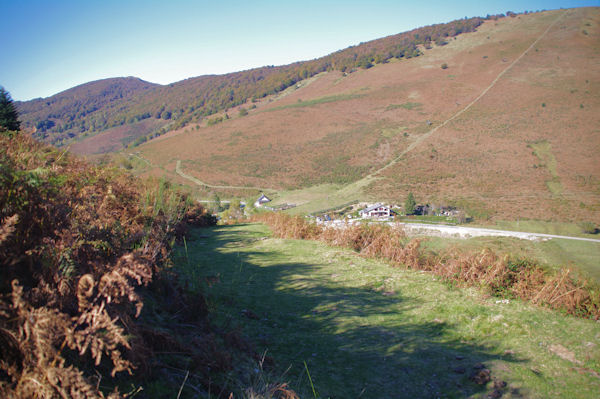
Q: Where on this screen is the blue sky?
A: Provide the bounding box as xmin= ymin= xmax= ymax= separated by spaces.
xmin=1 ymin=0 xmax=597 ymax=100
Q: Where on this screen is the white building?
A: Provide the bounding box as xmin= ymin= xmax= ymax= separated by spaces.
xmin=359 ymin=203 xmax=395 ymax=219
xmin=254 ymin=194 xmax=271 ymax=207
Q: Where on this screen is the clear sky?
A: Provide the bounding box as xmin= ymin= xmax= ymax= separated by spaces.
xmin=1 ymin=0 xmax=597 ymax=100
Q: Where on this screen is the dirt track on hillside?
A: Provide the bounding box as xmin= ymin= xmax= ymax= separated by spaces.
xmin=362 ymin=12 xmax=565 ymax=180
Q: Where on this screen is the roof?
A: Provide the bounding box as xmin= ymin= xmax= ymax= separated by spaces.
xmin=359 ymin=203 xmax=385 ymax=214
xmin=257 ymin=194 xmax=271 ymax=203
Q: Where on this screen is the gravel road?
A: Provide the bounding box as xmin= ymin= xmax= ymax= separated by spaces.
xmin=320 ymin=220 xmax=600 ymax=243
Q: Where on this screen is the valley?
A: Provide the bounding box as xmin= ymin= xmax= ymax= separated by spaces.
xmin=3 ymin=5 xmax=599 ymax=398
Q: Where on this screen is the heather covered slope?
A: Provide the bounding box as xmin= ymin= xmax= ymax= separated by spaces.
xmin=17 ymin=15 xmax=486 ymax=151
xmin=136 ymin=8 xmax=600 ymax=223
xmin=372 ymin=7 xmax=600 ymax=223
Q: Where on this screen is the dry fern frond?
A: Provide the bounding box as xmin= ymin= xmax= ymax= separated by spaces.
xmin=0 ymin=214 xmax=18 ymax=245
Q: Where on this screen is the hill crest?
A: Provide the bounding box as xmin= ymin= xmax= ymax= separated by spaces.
xmin=17 ymin=14 xmax=488 ymax=148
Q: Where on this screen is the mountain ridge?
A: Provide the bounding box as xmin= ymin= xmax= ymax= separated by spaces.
xmin=16 ymin=14 xmax=489 ymax=148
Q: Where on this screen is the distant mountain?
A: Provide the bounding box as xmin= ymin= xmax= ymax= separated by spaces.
xmin=16 ymin=77 xmax=159 ymax=144
xmin=17 ymin=15 xmax=488 ymax=149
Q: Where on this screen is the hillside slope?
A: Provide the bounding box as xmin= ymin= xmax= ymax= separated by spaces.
xmin=17 ymin=16 xmax=486 ymax=152
xmin=17 ymin=77 xmax=160 ymax=145
xmin=135 ymin=8 xmax=600 ymax=223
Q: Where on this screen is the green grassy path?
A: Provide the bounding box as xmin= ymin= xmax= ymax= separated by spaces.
xmin=173 ymin=223 xmax=600 ymax=398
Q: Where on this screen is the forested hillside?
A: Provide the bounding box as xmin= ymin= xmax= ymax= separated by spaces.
xmin=17 ymin=15 xmax=490 ymax=148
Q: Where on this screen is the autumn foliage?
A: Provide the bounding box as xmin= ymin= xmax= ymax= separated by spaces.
xmin=0 ymin=134 xmax=222 ymax=397
xmin=255 ymin=213 xmax=600 ymax=319
xmin=19 ymin=15 xmax=490 ymax=145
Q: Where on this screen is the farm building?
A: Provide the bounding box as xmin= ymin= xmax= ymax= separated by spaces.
xmin=254 ymin=194 xmax=271 ymax=207
xmin=359 ymin=203 xmax=395 ymax=219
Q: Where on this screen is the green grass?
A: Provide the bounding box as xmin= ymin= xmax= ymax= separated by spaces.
xmin=399 ymin=215 xmax=459 ymax=224
xmin=491 ymin=219 xmax=598 ymax=238
xmin=265 ymin=94 xmax=365 ymax=112
xmin=380 ymin=126 xmax=408 ymax=138
xmin=529 ymin=140 xmax=563 ymax=195
xmin=173 ymin=223 xmax=600 ymax=398
xmin=423 ymin=235 xmax=600 ymax=282
xmin=269 ymin=183 xmax=368 ymax=216
xmin=385 ymin=102 xmax=423 ymax=111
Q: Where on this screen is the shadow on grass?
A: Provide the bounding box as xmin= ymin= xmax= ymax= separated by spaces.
xmin=174 ymin=224 xmax=523 ymax=398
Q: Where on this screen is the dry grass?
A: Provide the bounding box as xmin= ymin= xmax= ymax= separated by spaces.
xmin=139 ymin=8 xmax=600 ymax=223
xmin=255 ymin=213 xmax=600 ymax=319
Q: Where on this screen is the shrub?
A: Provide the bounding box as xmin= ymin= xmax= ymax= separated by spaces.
xmin=0 ymin=134 xmax=226 ymax=397
xmin=405 ymin=192 xmax=416 ymax=215
xmin=207 ymin=115 xmax=224 ymax=126
xmin=580 ymin=221 xmax=598 ymax=234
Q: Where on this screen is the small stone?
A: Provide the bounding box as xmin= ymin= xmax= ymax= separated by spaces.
xmin=455 ymin=355 xmax=465 ymax=360
xmin=549 ymin=343 xmax=582 ymax=365
xmin=453 ymin=367 xmax=466 ymax=374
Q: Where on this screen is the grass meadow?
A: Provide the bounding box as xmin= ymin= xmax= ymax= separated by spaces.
xmin=423 ymin=235 xmax=600 ymax=283
xmin=172 ymin=223 xmax=600 ymax=398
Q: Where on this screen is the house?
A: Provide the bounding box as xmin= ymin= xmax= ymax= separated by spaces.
xmin=254 ymin=194 xmax=271 ymax=208
xmin=359 ymin=203 xmax=395 ymax=219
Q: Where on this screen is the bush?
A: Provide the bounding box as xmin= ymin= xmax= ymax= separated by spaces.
xmin=0 ymin=134 xmax=224 ymax=397
xmin=580 ymin=221 xmax=598 ymax=234
xmin=207 ymin=115 xmax=224 ymax=126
